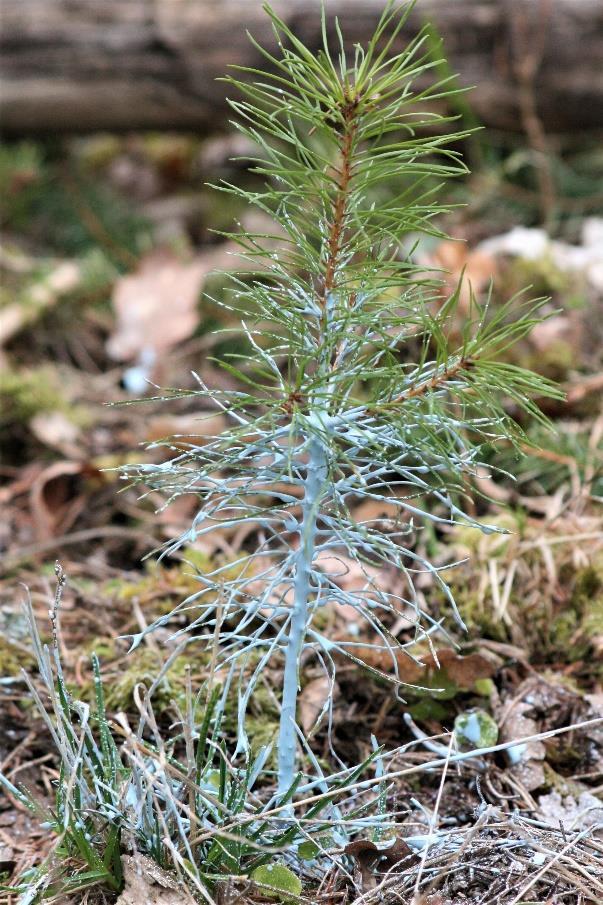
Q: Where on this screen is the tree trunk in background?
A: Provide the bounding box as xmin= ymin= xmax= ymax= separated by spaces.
xmin=2 ymin=0 xmax=602 ymax=136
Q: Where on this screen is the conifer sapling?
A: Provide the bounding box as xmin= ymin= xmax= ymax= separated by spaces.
xmin=123 ymin=1 xmax=562 ymax=802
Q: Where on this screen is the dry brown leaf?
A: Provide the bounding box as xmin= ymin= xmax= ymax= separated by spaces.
xmin=299 ymin=675 xmax=338 ymax=735
xmin=156 ymin=494 xmax=200 ymax=537
xmin=529 ymin=315 xmax=580 ymax=353
xmin=566 ymin=372 xmax=603 ymax=405
xmin=344 ymin=837 xmax=418 ymax=891
xmin=29 ymin=411 xmax=81 ymax=457
xmin=422 ymin=649 xmax=498 ymax=687
xmin=538 ymin=790 xmax=603 ymax=836
xmin=106 ymin=249 xmax=206 ymax=361
xmin=340 ymin=644 xmax=497 ymax=690
xmin=315 ymin=551 xmax=383 ymax=595
xmin=592 ymin=634 xmax=603 ymax=657
xmin=351 ymin=498 xmax=402 ymax=526
xmin=427 ymin=240 xmax=497 ymax=309
xmin=107 ymin=230 xmax=282 ymax=365
xmin=315 ymin=551 xmax=386 ymax=638
xmin=349 ymin=644 xmax=423 ymax=683
xmin=116 ymin=853 xmax=196 ymax=905
xmin=474 ymin=467 xmax=513 ymax=503
xmin=29 ymin=461 xmax=98 ymax=541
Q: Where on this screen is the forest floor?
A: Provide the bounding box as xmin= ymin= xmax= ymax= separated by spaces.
xmin=1 ymin=130 xmax=602 ymax=904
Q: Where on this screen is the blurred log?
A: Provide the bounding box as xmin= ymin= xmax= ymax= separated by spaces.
xmin=2 ymin=0 xmax=602 ymax=136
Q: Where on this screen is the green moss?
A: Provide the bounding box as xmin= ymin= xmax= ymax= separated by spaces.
xmin=531 ymin=345 xmax=574 ymax=381
xmin=198 ymin=187 xmax=246 ymax=235
xmin=407 ymin=698 xmax=449 ymax=721
xmin=0 ymin=636 xmax=35 ymax=677
xmin=503 ymin=254 xmax=581 ymax=304
xmin=541 ymin=763 xmax=585 ymax=798
xmin=454 ymin=590 xmax=510 ymax=643
xmin=582 ymin=601 xmax=603 ymax=639
xmin=143 ymin=134 xmax=197 ymax=172
xmin=311 ymin=607 xmax=330 ymax=632
xmin=99 ymin=650 xmax=165 ymax=711
xmin=418 ymin=669 xmax=460 ymax=701
xmin=573 ymin=566 xmax=602 ymax=602
xmin=548 ymin=563 xmax=603 ymax=665
xmin=474 ymin=677 xmax=496 ymax=698
xmin=495 ymin=254 xmax=585 ymax=380
xmin=180 ymin=548 xmax=214 ymax=573
xmin=451 ymin=512 xmax=519 ymax=560
xmin=81 ymin=638 xmax=280 ymax=725
xmin=549 ymin=610 xmax=578 ymax=649
xmin=0 ymin=367 xmax=67 ymax=427
xmin=84 ymin=637 xmax=117 ymax=661
xmin=96 ymin=554 xmax=280 ymax=742
xmin=0 ymin=142 xmax=44 ymax=227
xmin=110 ymin=552 xmax=249 ymax=615
xmin=84 ymin=647 xmax=208 ymax=714
xmin=107 ymin=563 xmax=198 ymax=615
xmin=74 ymin=135 xmax=121 ymax=170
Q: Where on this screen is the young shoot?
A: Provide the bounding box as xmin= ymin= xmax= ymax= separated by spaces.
xmin=122 ymin=1 xmax=562 ymax=803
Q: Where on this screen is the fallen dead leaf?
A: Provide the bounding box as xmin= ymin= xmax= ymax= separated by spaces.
xmin=424 ymin=239 xmax=497 ymax=309
xmin=347 ymin=644 xmax=498 ymax=689
xmin=108 ymin=232 xmax=282 ymax=368
xmin=0 ymin=463 xmax=44 ymax=506
xmin=116 ymin=853 xmax=196 ymax=905
xmin=106 ymin=248 xmax=206 ymax=361
xmin=529 ymin=314 xmax=581 ymax=354
xmin=538 ymin=790 xmax=603 ymax=837
xmin=351 ymin=498 xmax=402 ymax=527
xmin=565 ymin=372 xmax=603 ymax=405
xmin=29 ymin=410 xmax=82 ymax=457
xmin=315 ymin=551 xmax=386 ymax=597
xmin=503 ymin=708 xmax=546 ymax=790
xmin=500 ymin=676 xmax=603 ymax=794
xmin=156 ymin=494 xmax=200 ymax=538
xmin=344 ymin=837 xmax=418 ymax=891
xmin=424 ymin=649 xmax=499 ymax=687
xmin=299 ymin=675 xmax=338 ymax=735
xmin=29 ymin=461 xmax=99 ymax=541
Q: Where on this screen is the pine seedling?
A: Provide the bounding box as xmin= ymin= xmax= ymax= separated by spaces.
xmin=122 ymin=0 xmax=562 ymax=803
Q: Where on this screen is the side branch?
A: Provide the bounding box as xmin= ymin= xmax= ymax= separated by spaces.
xmin=382 ymin=356 xmax=475 ymax=408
